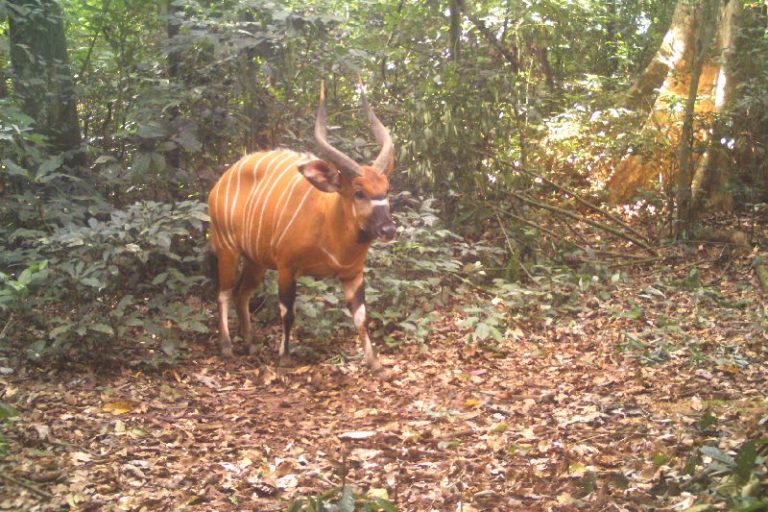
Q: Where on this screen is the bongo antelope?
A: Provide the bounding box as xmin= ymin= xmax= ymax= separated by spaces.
xmin=207 ymin=83 xmax=395 ymax=370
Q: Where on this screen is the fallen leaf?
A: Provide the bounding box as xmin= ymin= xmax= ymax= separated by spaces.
xmin=102 ymin=401 xmax=134 ymax=415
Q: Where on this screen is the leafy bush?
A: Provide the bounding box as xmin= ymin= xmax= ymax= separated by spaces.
xmin=679 ymin=438 xmax=768 ymax=510
xmin=1 ymin=198 xmax=209 ymax=361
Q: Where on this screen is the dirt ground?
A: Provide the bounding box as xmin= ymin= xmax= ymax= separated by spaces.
xmin=1 ymin=260 xmax=766 ymax=511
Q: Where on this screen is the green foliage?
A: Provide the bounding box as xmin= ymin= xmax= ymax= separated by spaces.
xmin=681 ymin=438 xmax=768 ymax=510
xmin=1 ymin=196 xmax=209 ymax=361
xmin=287 ymin=486 xmax=396 ymax=512
xmin=0 ymin=401 xmax=19 ymax=457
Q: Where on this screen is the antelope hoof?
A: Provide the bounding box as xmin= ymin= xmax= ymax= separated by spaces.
xmin=278 ymin=354 xmax=293 ymax=367
xmin=221 ymin=346 xmax=234 ymax=359
xmin=248 ymin=343 xmax=259 ymax=356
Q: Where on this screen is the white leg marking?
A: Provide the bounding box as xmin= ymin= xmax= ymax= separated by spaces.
xmin=353 ymin=304 xmax=366 ymax=329
xmin=217 ymin=290 xmax=233 ymax=338
xmin=279 ymin=303 xmax=288 ymax=317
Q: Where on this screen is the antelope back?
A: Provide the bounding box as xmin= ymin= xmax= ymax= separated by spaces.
xmin=208 ymin=149 xmax=324 ymax=267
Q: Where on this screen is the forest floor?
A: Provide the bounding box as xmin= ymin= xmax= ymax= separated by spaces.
xmin=1 ymin=250 xmax=766 ymax=512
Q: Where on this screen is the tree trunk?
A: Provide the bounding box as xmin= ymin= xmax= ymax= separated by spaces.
xmin=606 ymin=0 xmax=721 ymax=205
xmin=690 ymin=0 xmax=742 ymax=214
xmin=162 ymin=0 xmax=182 ymax=170
xmin=622 ymin=1 xmax=692 ymax=112
xmin=448 ymin=0 xmax=461 ymax=62
xmin=676 ymin=0 xmax=718 ymax=239
xmin=8 ymin=0 xmax=82 ymax=154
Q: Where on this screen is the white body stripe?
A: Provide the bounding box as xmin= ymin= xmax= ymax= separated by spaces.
xmin=245 ymin=152 xmax=296 ymax=256
xmin=239 ymin=152 xmax=290 ymax=258
xmin=320 ymin=246 xmax=357 ymax=269
xmin=274 ymin=185 xmax=315 ymax=251
xmin=254 ymin=153 xmax=307 ymax=255
xmin=235 ymin=153 xmax=272 ymax=253
xmin=270 ymin=173 xmax=304 ymax=253
xmin=227 ymin=158 xmax=247 ymax=247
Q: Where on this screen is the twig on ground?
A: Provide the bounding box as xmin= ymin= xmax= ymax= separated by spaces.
xmin=0 ymin=473 xmax=53 ymax=500
xmin=494 ymin=210 xmax=534 ymax=281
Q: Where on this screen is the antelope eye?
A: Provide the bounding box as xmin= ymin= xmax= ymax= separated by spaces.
xmin=354 ymin=190 xmax=366 ymax=200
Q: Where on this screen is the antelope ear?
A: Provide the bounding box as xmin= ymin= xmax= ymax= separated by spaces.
xmin=298 ymin=160 xmax=341 ymax=193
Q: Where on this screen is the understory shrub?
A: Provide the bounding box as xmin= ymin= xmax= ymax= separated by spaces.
xmin=0 ymin=199 xmax=209 ymax=361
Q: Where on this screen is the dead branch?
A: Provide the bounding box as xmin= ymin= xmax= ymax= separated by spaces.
xmin=0 ymin=473 xmax=53 ymax=500
xmin=474 ymin=149 xmax=654 ymax=246
xmin=509 ymin=191 xmax=658 ymax=255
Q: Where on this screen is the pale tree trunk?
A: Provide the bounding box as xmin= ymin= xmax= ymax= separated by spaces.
xmin=676 ymin=0 xmax=719 ymax=238
xmin=690 ymin=0 xmax=742 ymax=215
xmin=606 ymin=0 xmax=721 ymax=205
xmin=622 ymin=1 xmax=692 ymax=112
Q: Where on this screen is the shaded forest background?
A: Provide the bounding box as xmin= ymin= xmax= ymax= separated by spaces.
xmin=1 ymin=1 xmax=768 ymax=509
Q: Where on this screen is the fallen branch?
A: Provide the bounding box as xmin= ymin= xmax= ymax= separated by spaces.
xmin=0 ymin=473 xmax=53 ymax=500
xmin=494 ymin=210 xmax=534 ymax=281
xmin=510 ymin=191 xmax=658 ymax=255
xmin=498 ymin=208 xmax=587 ymax=252
xmin=471 ymin=148 xmax=654 ymax=247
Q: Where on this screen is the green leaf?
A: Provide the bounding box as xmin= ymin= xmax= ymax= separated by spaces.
xmin=80 ymin=277 xmax=104 ymax=289
xmin=37 ymin=155 xmax=64 ymax=177
xmin=0 ymin=402 xmax=19 ymax=420
xmin=368 ymin=498 xmax=397 ymax=512
xmin=734 ymin=439 xmax=758 ymax=484
xmin=27 ymin=340 xmax=47 ymax=360
xmin=700 ymin=445 xmax=734 ymax=465
xmin=338 ymin=486 xmax=355 ymax=512
xmin=474 ymin=322 xmax=491 ymax=340
xmin=3 ymin=159 xmax=29 ymax=178
xmin=90 ymin=323 xmax=115 ymax=336
xmin=161 ymin=337 xmax=178 ymax=357
xmin=114 ymin=295 xmax=134 ymax=317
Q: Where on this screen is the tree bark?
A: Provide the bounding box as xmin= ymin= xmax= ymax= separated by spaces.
xmin=690 ymin=0 xmax=742 ymax=214
xmin=622 ymin=1 xmax=692 ymax=112
xmin=8 ymin=0 xmax=82 ymax=154
xmin=676 ymin=0 xmax=718 ymax=239
xmin=448 ymin=0 xmax=461 ymax=62
xmin=162 ymin=0 xmax=183 ymax=170
xmin=606 ymin=0 xmax=721 ymax=205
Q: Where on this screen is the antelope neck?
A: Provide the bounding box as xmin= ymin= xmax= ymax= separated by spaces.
xmin=319 ymin=193 xmax=370 ymax=267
